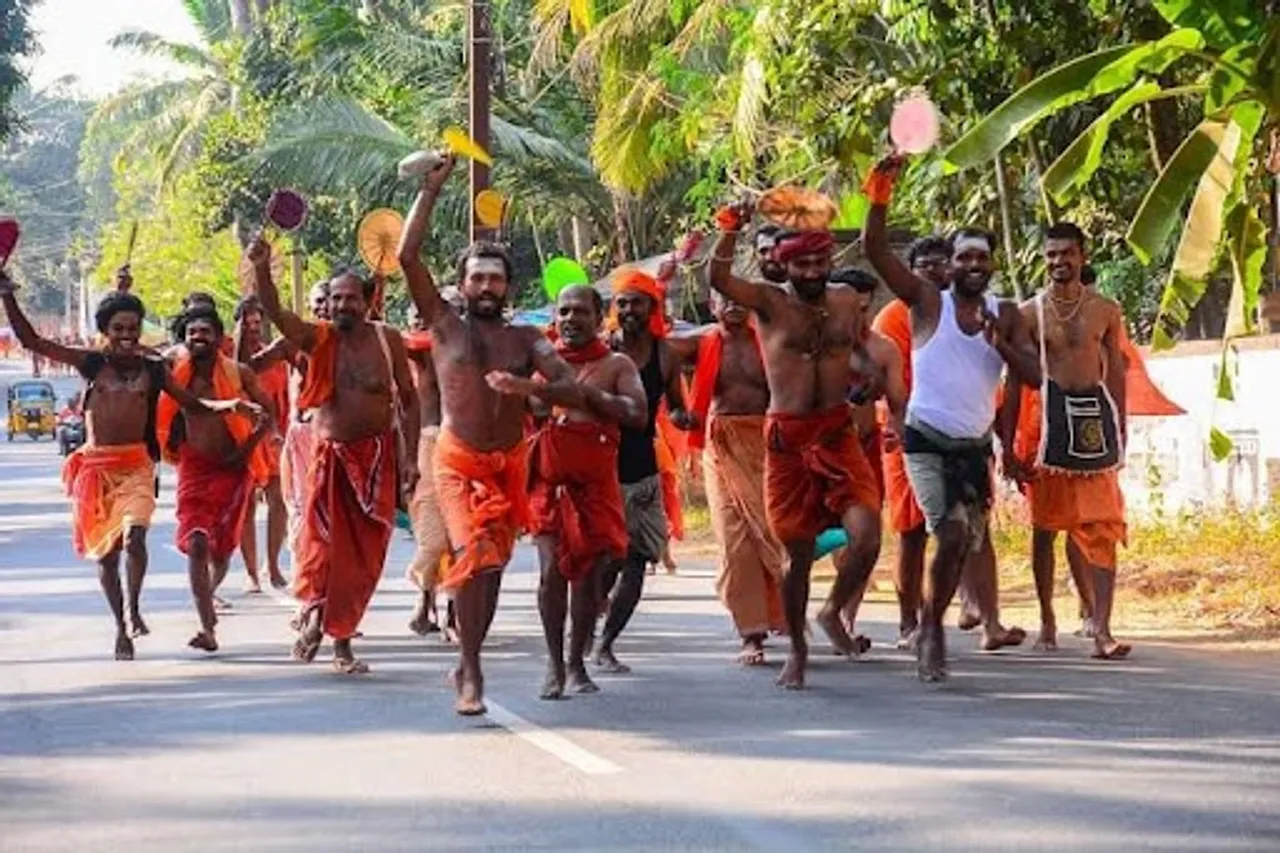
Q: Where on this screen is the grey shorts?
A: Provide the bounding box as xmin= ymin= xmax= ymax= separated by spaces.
xmin=902 ymin=419 xmax=992 ymax=552
xmin=621 ymin=474 xmax=668 ymax=562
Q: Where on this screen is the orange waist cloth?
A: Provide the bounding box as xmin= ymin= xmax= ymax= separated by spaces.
xmin=62 ymin=443 xmax=156 ymax=559
xmin=654 ymin=417 xmax=684 ymax=541
xmin=1029 ymin=469 xmax=1127 ymax=571
xmin=872 ymin=299 xmax=913 ymax=391
xmin=258 ymin=360 xmax=291 ymax=436
xmin=687 ymin=326 xmax=762 ymax=451
xmin=295 ymin=322 xmax=338 ymax=410
xmin=882 ymin=443 xmax=925 ymax=533
xmin=433 ymin=428 xmax=531 ymax=592
xmin=157 ymin=352 xmax=269 ymax=485
xmin=174 ymin=446 xmax=255 ymax=563
xmin=764 ymin=405 xmax=880 ymax=544
xmin=293 ymin=430 xmax=398 ymax=639
xmin=529 ymin=420 xmax=628 ymax=582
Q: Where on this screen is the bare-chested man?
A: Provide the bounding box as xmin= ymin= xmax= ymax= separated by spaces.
xmin=862 ymin=155 xmax=1040 ymax=681
xmin=397 ymin=155 xmax=581 ymax=714
xmin=1007 ymin=222 xmax=1130 ymax=660
xmin=157 ymin=305 xmax=276 ymax=652
xmin=403 ymin=302 xmax=451 ymax=636
xmin=519 ymin=285 xmax=645 ymax=698
xmin=252 ymin=244 xmax=421 ymax=674
xmin=233 ymin=296 xmax=290 ymax=592
xmin=671 ymin=290 xmax=786 ymax=665
xmin=0 ymin=277 xmax=259 ymax=659
xmin=709 ymin=204 xmax=883 ymax=690
xmin=597 ymin=269 xmax=695 ymax=674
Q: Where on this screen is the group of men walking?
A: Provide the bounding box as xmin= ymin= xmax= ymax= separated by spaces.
xmin=0 ymin=150 xmax=1132 ymax=713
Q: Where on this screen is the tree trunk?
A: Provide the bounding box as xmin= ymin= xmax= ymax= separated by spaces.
xmin=570 ymin=217 xmax=592 ymax=264
xmin=611 ymin=190 xmax=631 ymax=266
xmin=253 ymin=0 xmax=270 ymax=18
xmin=1025 ymin=136 xmax=1059 ymax=222
xmin=1144 ymin=96 xmax=1182 ymax=172
xmin=993 ymin=151 xmax=1024 ymax=299
xmin=228 ymin=0 xmax=252 ymax=35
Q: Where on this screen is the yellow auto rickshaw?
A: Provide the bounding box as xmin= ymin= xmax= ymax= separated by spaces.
xmin=6 ymin=379 xmax=57 ymax=441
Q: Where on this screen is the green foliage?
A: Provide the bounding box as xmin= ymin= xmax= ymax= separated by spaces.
xmin=0 ymin=0 xmax=37 ymax=143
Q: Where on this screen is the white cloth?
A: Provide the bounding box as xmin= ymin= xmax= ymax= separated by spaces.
xmin=908 ymin=290 xmax=1004 ymax=439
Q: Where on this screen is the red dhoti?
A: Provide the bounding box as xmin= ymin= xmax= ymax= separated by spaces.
xmin=175 ymin=447 xmax=255 ymax=563
xmin=529 ymin=420 xmax=628 ymax=583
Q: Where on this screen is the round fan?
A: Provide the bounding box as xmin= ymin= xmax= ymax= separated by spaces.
xmin=757 ymin=186 xmax=839 ymax=231
xmin=443 ymin=126 xmax=493 ymax=166
xmin=265 ymin=189 xmax=308 ymax=232
xmin=358 ymin=208 xmax=405 ymax=276
xmin=890 ymin=92 xmax=941 ymax=155
xmin=474 ymin=189 xmax=506 ymax=229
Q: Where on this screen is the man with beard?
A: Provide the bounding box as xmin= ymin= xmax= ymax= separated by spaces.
xmin=862 ymin=156 xmax=1040 ymax=681
xmin=252 ymin=247 xmax=421 ymax=675
xmin=754 ymin=225 xmax=788 ymax=284
xmin=677 ymin=289 xmax=785 ymax=666
xmin=157 ymin=305 xmax=275 ymax=652
xmin=521 ymin=285 xmax=645 ymax=699
xmin=1006 ymin=223 xmax=1130 ymax=660
xmin=233 ymin=296 xmax=290 ymax=593
xmin=403 ymin=301 xmax=451 ymax=636
xmin=0 ymin=281 xmax=260 ymax=660
xmin=597 ymin=269 xmax=695 ymax=674
xmin=397 ymin=155 xmax=582 ymax=714
xmin=709 ymin=206 xmax=882 ymax=691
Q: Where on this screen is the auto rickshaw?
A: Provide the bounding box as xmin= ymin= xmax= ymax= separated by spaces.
xmin=6 ymin=379 xmax=57 ymax=441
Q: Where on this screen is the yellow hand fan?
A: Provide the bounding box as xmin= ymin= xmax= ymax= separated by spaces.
xmin=443 ymin=127 xmax=494 ymax=166
xmin=358 ymin=208 xmax=405 ymax=277
xmin=474 ymin=190 xmax=506 ymax=229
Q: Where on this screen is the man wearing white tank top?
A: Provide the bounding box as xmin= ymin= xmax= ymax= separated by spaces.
xmin=861 ymin=154 xmax=1041 ymax=682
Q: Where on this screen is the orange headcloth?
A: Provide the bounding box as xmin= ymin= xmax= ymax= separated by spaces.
xmin=610 ymin=269 xmax=669 ymax=338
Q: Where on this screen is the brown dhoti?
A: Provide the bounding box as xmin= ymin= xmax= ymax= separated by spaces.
xmin=704 ymin=415 xmax=785 ymax=637
xmin=406 ymin=427 xmax=452 ymax=591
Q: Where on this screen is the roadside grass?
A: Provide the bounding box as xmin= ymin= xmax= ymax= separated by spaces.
xmin=674 ymin=476 xmax=1280 ymax=645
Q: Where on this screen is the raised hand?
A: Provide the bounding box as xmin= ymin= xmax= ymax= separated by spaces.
xmin=0 ymin=271 xmax=16 ymax=297
xmin=423 ymin=153 xmax=457 ymax=195
xmin=485 ymin=370 xmax=536 ymax=397
xmin=246 ymin=233 xmax=272 ymax=271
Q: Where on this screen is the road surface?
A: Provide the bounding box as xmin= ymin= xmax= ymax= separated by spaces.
xmin=1 ymin=359 xmax=1278 ymax=851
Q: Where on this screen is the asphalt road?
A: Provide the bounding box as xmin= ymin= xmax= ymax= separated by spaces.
xmin=1 ymin=359 xmax=1278 ymax=852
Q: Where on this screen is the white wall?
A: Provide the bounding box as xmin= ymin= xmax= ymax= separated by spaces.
xmin=1125 ymin=337 xmax=1280 ymax=515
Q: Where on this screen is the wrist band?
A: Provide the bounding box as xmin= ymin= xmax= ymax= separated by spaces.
xmin=715 ymin=206 xmax=743 ymax=232
xmin=861 ymin=169 xmax=895 ymax=206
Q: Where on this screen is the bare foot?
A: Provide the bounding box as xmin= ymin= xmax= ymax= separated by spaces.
xmin=980 ymin=625 xmax=1027 ymax=652
xmin=540 ymin=664 xmax=566 ymax=700
xmin=776 ymin=651 xmax=806 ymax=690
xmin=661 ymin=546 xmax=678 ymax=574
xmin=957 ymin=609 xmax=981 ymax=632
xmin=1073 ymin=617 xmax=1098 ymax=639
xmin=114 ymin=632 xmax=135 ymax=661
xmin=1034 ymin=624 xmax=1058 ymax=652
xmin=291 ymin=610 xmax=323 ymax=663
xmin=332 ymin=655 xmax=370 ymax=675
xmin=737 ymin=636 xmax=766 ymax=666
xmin=895 ymin=627 xmax=919 ymax=652
xmin=408 ymin=593 xmax=439 ymax=637
xmin=567 ymin=664 xmax=599 ymax=694
xmin=212 ymin=595 xmax=233 ymax=612
xmin=455 ymin=673 xmax=486 ymax=716
xmin=188 ymin=630 xmax=218 ymax=653
xmin=127 ymin=611 xmax=150 ymax=638
xmin=916 ymin=628 xmax=947 ymax=683
xmin=1092 ymin=635 xmax=1132 ymax=660
xmin=268 ymin=571 xmax=288 ymax=590
xmin=243 ymin=578 xmax=262 ymax=595
xmin=594 ymin=648 xmax=631 ymax=674
xmin=816 ymin=606 xmax=858 ymax=657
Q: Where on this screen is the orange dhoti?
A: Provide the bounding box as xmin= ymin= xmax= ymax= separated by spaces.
xmin=655 ymin=412 xmax=685 ymax=541
xmin=434 ymin=429 xmax=530 ymax=592
xmin=882 ymin=442 xmax=925 ymax=533
xmin=62 ymin=444 xmax=156 ymax=560
xmin=175 ymin=447 xmax=255 ymax=564
xmin=529 ymin=420 xmax=628 ymax=583
xmin=704 ymin=415 xmax=785 ymax=637
xmin=764 ymin=405 xmax=880 ymax=544
xmin=1029 ymin=471 xmax=1127 ymax=571
xmin=406 ymin=426 xmax=452 ymax=591
xmin=293 ymin=431 xmax=398 ymax=639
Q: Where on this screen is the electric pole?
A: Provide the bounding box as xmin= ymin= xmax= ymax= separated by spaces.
xmin=469 ymin=0 xmax=494 ymax=242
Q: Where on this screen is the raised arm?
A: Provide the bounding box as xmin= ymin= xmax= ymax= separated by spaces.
xmin=397 ymin=154 xmax=456 ymax=329
xmin=247 ymin=236 xmax=316 ymax=353
xmin=861 ymin=157 xmax=937 ymax=315
xmin=486 ymin=336 xmax=645 ymax=429
xmin=0 ymin=274 xmax=91 ymax=371
xmin=990 ymin=301 xmax=1041 ymax=388
xmin=708 ymin=203 xmax=775 ymax=316
xmin=160 ymin=364 xmax=262 ymax=419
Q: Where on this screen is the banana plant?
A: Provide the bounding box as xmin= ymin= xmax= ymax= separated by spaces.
xmin=943 ymin=2 xmax=1278 ymax=362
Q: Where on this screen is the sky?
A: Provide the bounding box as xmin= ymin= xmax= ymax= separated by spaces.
xmin=25 ymin=0 xmax=200 ymax=98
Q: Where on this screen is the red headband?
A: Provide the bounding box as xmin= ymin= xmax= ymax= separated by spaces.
xmin=774 ymin=230 xmax=835 ymax=263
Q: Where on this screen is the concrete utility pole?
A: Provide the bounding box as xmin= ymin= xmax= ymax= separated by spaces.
xmin=469 ymin=0 xmax=494 ymax=242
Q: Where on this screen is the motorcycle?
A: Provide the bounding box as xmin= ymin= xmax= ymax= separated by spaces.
xmin=57 ymin=411 xmax=85 ymax=456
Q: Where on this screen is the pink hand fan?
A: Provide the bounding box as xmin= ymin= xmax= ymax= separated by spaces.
xmin=0 ymin=219 xmax=20 ymax=268
xmin=264 ymin=189 xmax=308 ymax=233
xmin=889 ymin=93 xmax=940 ymax=155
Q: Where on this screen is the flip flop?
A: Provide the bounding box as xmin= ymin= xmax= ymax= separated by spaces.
xmin=1091 ymin=643 xmax=1132 ymax=661
xmin=332 ymin=657 xmax=370 ymax=675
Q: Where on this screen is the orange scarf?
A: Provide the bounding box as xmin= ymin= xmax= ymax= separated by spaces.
xmin=295 ymin=322 xmax=338 ymax=411
xmin=156 ymin=353 xmax=269 ymax=484
xmin=687 ymin=324 xmax=762 ymax=451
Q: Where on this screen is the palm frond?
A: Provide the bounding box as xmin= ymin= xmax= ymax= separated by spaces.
xmin=108 ymin=30 xmax=218 ymax=71
xmin=591 ymin=73 xmax=673 ymax=192
xmin=572 ymin=0 xmax=674 ymax=82
xmin=528 ymin=0 xmax=574 ymax=79
xmin=670 ymin=0 xmax=736 ymax=57
xmin=253 ymin=97 xmax=417 ymax=200
xmin=157 ymin=80 xmax=232 ymax=190
xmin=732 ymin=53 xmax=768 ymax=166
xmin=181 ymin=0 xmax=232 ymax=44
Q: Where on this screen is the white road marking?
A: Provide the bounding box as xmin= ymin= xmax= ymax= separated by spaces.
xmin=484 ymin=700 xmax=624 ymax=776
